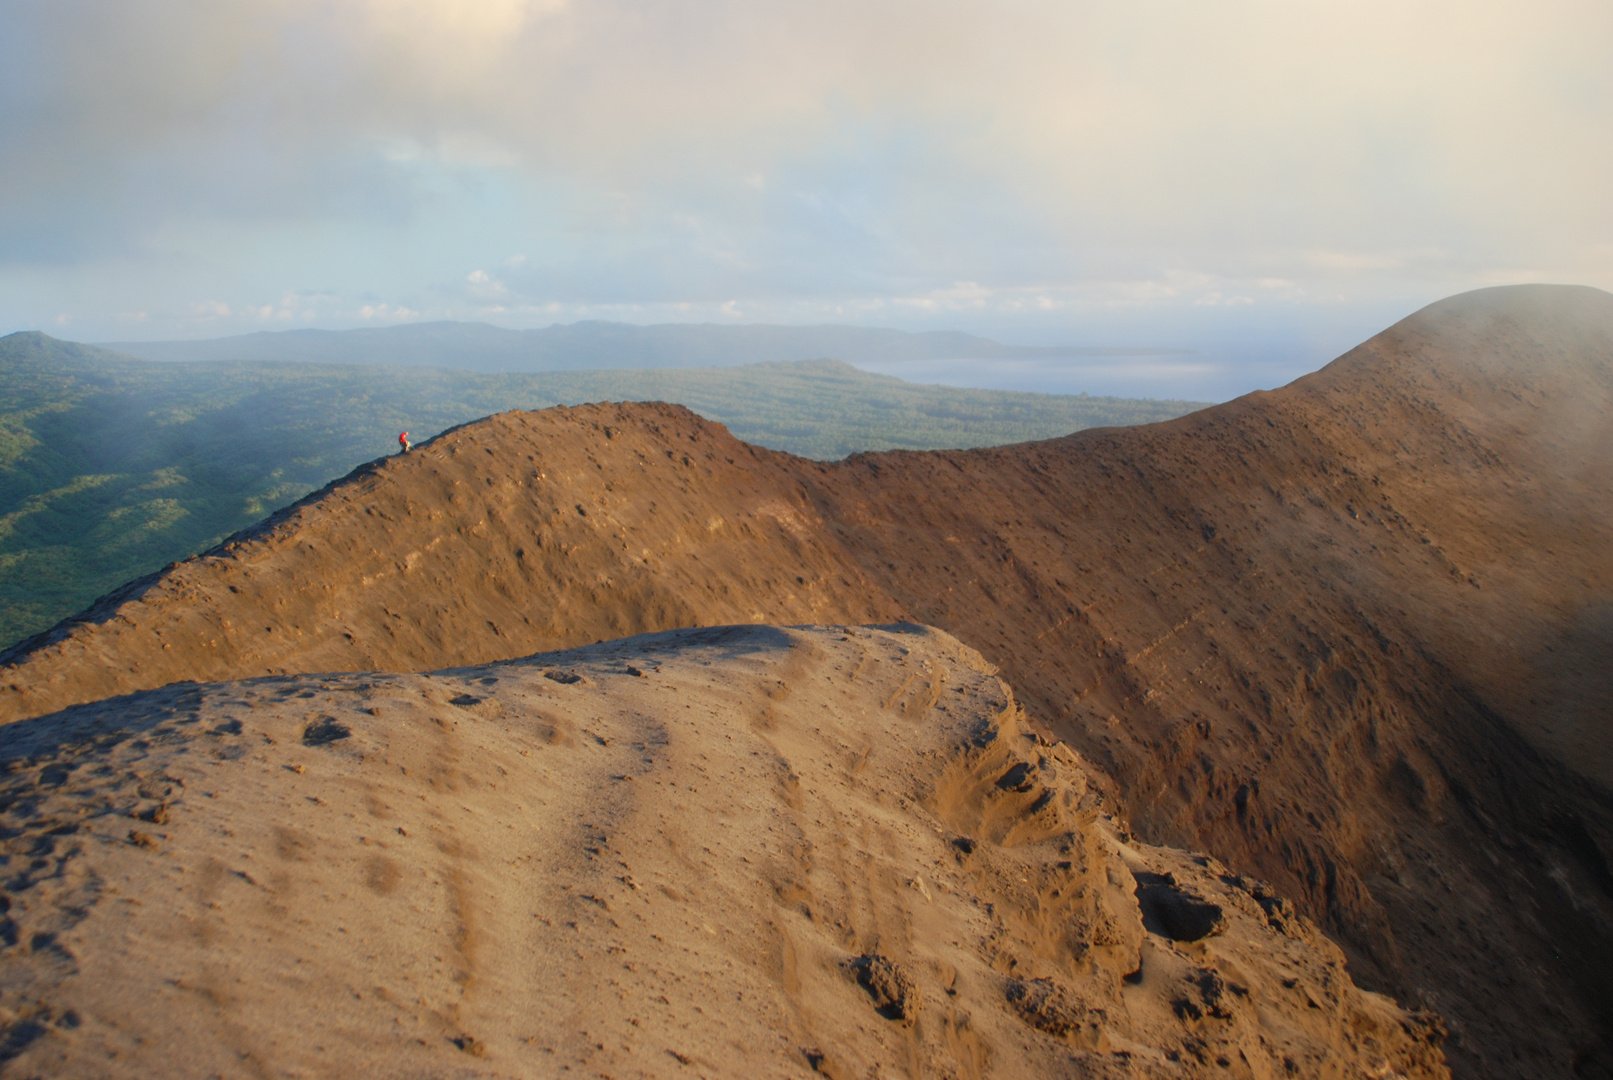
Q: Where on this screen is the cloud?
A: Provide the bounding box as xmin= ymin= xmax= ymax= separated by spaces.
xmin=0 ymin=0 xmax=1608 ymax=342
xmin=359 ymin=302 xmax=419 ymax=319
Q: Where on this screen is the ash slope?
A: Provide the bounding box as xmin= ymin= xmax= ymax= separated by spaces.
xmin=2 ymin=284 xmax=1610 ymax=1075
xmin=0 ymin=625 xmax=1444 ymax=1079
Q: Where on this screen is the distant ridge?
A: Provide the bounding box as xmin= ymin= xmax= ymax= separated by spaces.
xmin=99 ymin=319 xmax=1189 ymax=373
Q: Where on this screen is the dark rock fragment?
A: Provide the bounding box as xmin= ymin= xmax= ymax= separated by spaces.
xmin=301 ymin=717 xmax=350 ymax=747
xmin=1006 ymin=976 xmax=1108 ymax=1049
xmin=997 ymin=762 xmax=1036 ymax=792
xmin=849 ymin=954 xmax=917 ymax=1024
xmin=1134 ymin=872 xmax=1225 ymax=941
xmin=1245 ymin=879 xmax=1297 ymax=933
xmin=449 ymin=1033 xmax=485 ymax=1056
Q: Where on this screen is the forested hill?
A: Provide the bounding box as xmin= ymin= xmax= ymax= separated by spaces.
xmin=0 ymin=331 xmax=1206 ymax=647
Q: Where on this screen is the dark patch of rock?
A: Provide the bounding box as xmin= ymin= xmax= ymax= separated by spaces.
xmin=849 ymin=954 xmax=917 ymax=1024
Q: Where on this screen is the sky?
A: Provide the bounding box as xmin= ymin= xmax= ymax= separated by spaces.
xmin=2 ymin=0 xmax=1609 ymax=397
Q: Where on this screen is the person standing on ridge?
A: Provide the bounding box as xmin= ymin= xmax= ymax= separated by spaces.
xmin=398 ymin=431 xmax=412 ymax=453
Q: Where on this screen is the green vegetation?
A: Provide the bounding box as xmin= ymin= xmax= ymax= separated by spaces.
xmin=0 ymin=331 xmax=1208 ymax=648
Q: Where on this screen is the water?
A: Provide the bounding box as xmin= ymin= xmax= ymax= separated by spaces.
xmin=850 ymin=347 xmax=1326 ymax=404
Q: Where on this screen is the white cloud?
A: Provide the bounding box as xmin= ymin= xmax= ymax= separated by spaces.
xmin=0 ymin=0 xmax=1608 ymax=343
xmin=1302 ymin=250 xmax=1426 ymax=273
xmin=895 ymin=282 xmax=992 ymax=311
xmin=357 ymin=302 xmax=420 ymax=320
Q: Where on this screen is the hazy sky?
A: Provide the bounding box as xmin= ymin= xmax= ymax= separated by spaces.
xmin=3 ymin=0 xmax=1609 ymax=382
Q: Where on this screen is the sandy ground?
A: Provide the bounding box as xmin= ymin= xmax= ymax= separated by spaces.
xmin=0 ymin=625 xmax=1443 ymax=1079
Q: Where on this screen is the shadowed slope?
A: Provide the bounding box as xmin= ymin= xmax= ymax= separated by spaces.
xmin=2 ymin=285 xmax=1610 ymax=1075
xmin=803 ymin=285 xmax=1613 ymax=1076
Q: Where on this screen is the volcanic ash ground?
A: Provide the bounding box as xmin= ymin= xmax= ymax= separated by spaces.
xmin=0 ymin=624 xmax=1445 ymax=1078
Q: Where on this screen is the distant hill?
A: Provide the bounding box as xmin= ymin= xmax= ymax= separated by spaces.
xmin=100 ymin=319 xmax=1188 ymax=372
xmin=0 ymin=331 xmax=1206 ymax=647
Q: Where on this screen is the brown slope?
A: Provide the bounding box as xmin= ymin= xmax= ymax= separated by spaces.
xmin=0 ymin=402 xmax=903 ymax=711
xmin=2 ymin=283 xmax=1610 ymax=1075
xmin=802 ymin=284 xmax=1613 ymax=1077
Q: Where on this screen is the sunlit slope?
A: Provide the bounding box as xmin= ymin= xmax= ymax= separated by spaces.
xmin=0 ymin=625 xmax=1445 ymax=1078
xmin=0 ymin=399 xmax=902 ymax=708
xmin=2 ymin=285 xmax=1610 ymax=1075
